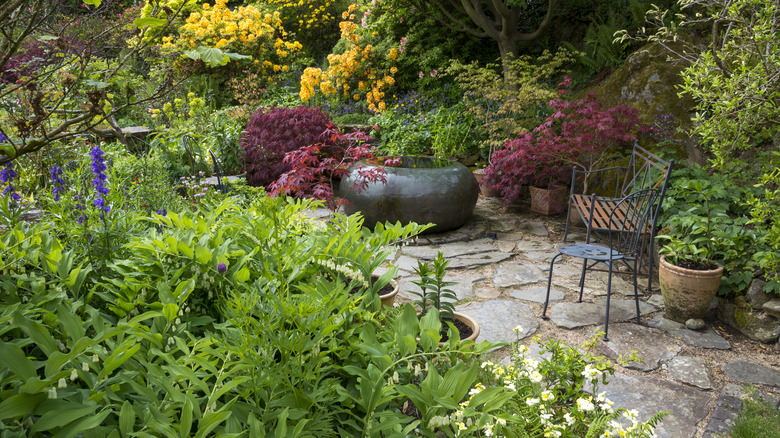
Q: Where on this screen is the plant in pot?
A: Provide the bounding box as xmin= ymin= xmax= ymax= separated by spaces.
xmin=657 ymin=180 xmax=725 ymax=323
xmin=408 ymin=251 xmax=479 ymax=343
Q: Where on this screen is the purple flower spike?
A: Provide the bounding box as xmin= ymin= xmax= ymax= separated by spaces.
xmin=90 ymin=146 xmax=110 ymax=214
xmin=217 ymin=263 xmax=227 ymax=274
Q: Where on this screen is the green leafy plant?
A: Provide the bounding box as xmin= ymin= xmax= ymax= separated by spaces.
xmin=409 ymin=252 xmax=457 ymax=321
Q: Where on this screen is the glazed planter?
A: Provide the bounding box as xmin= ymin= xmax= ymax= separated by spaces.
xmin=659 ymin=255 xmax=724 ymax=323
xmin=529 ymin=185 xmax=568 ymax=215
xmin=339 ymin=156 xmax=479 ymax=233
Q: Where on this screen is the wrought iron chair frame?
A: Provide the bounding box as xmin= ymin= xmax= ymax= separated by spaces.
xmin=542 ymin=188 xmax=665 ymax=340
xmin=563 ymin=142 xmax=674 ymax=293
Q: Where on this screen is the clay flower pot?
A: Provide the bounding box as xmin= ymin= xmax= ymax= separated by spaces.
xmin=378 ymin=277 xmax=399 ymax=308
xmin=659 ymin=255 xmax=723 ymax=323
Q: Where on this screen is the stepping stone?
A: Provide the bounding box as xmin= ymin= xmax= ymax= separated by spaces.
xmin=496 ymin=232 xmax=526 ymax=242
xmin=668 ymin=356 xmax=713 ymax=390
xmin=402 ymin=239 xmax=496 ymax=260
xmin=517 ymin=221 xmax=548 ymax=236
xmin=493 ymin=261 xmax=546 ymax=287
xmin=598 ymin=373 xmax=711 ymax=438
xmin=447 ymin=251 xmax=513 ymax=269
xmin=474 ymin=286 xmax=502 ymax=300
xmin=592 ymin=324 xmax=680 ymax=371
xmin=647 ymin=293 xmax=665 ymax=309
xmin=721 ymin=360 xmax=780 ymax=387
xmin=394 ymin=255 xmax=420 ymax=273
xmin=547 ymin=299 xmax=657 ymax=329
xmin=514 ymin=239 xmax=554 ymax=252
xmin=542 ymin=263 xmax=582 ymax=276
xmin=457 ymin=300 xmax=539 ymax=343
xmin=523 ymin=251 xmax=560 ymax=263
xmin=702 ymin=383 xmax=745 ymax=438
xmin=493 ymin=240 xmax=516 ymax=253
xmin=646 ymin=316 xmax=731 ymax=350
xmin=510 ymin=287 xmax=565 ymax=304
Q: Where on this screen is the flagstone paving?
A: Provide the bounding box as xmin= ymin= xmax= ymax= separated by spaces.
xmin=375 ymin=197 xmax=779 ymax=437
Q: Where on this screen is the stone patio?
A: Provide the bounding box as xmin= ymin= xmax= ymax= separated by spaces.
xmin=373 ymin=196 xmax=780 ymax=438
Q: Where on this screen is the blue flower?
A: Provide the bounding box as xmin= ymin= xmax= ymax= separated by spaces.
xmin=90 ymin=146 xmax=110 ymax=214
xmin=50 ymin=166 xmax=64 ymax=201
xmin=217 ymin=263 xmax=227 ymax=274
xmin=1 ymin=157 xmax=20 ymax=207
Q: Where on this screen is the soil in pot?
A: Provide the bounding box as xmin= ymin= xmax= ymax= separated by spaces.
xmin=439 ymin=317 xmax=473 ymax=342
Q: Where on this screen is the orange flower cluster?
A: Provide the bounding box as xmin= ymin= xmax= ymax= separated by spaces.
xmin=264 ymin=0 xmax=338 ymax=32
xmin=299 ymin=3 xmax=398 ymax=113
xmin=161 ymin=0 xmax=302 ymax=76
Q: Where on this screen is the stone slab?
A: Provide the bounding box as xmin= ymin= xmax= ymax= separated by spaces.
xmin=510 ymin=287 xmax=565 ymax=304
xmin=447 ymin=251 xmax=513 ymax=269
xmin=493 ymin=261 xmax=546 ymax=288
xmin=514 ymin=239 xmax=554 ymax=252
xmin=401 ymin=239 xmax=497 ymax=260
xmin=457 ymin=300 xmax=539 ymax=343
xmin=394 ymin=255 xmax=420 ymax=273
xmin=493 ymin=240 xmax=516 ymax=253
xmin=668 ymin=356 xmax=713 ymax=390
xmin=764 ymin=300 xmax=780 ymax=319
xmin=548 ymin=299 xmax=657 ymax=329
xmin=517 ymin=221 xmax=549 ymax=236
xmin=599 ymin=373 xmax=712 ymax=438
xmin=646 ymin=316 xmax=731 ymax=350
xmin=592 ymin=324 xmax=680 ymax=371
xmin=721 ymin=360 xmax=780 ymax=387
xmin=647 ymin=293 xmax=665 ymax=309
xmin=702 ymin=383 xmax=744 ymax=438
xmin=522 ymin=251 xmax=561 ymax=263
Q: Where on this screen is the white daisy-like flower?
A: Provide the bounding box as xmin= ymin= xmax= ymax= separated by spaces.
xmin=576 ymin=397 xmax=595 ymax=411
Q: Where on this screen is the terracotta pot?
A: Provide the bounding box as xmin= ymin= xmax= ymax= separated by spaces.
xmin=529 ymin=185 xmax=568 ymax=215
xmin=378 ymin=278 xmax=399 ymax=308
xmin=473 ymin=168 xmax=500 ymax=197
xmin=450 ymin=311 xmax=480 ymax=343
xmin=659 ymin=256 xmax=723 ymax=323
xmin=417 ymin=311 xmax=480 ymax=346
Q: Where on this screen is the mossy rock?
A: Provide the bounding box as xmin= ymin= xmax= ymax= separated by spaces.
xmin=717 ymin=297 xmax=780 ymax=343
xmin=589 ymin=41 xmax=699 ymax=162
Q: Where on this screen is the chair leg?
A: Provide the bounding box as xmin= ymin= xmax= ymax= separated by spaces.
xmin=633 ymin=259 xmax=641 ymax=324
xmin=578 ymin=258 xmax=588 ymax=303
xmin=604 ymin=261 xmax=613 ymax=341
xmin=647 ymin=236 xmax=655 ymax=293
xmin=541 ymin=254 xmax=561 ymax=320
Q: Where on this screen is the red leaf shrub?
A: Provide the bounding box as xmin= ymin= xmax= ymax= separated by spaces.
xmin=240 ymin=106 xmax=336 ymax=187
xmin=269 ymin=125 xmax=390 ymax=210
xmin=485 ymin=91 xmax=645 ymax=205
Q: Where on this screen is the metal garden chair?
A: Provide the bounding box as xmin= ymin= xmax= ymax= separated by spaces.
xmin=542 ymin=188 xmax=665 ymax=340
xmin=563 ymin=143 xmax=674 ymax=293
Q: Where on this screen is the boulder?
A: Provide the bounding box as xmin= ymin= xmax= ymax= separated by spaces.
xmin=717 ymin=297 xmax=780 ymax=343
xmin=745 ymin=279 xmax=772 ymax=309
xmin=593 ymin=41 xmax=699 ymax=162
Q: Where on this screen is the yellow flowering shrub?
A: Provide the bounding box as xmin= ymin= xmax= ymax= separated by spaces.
xmin=299 ymin=3 xmax=398 ymax=113
xmin=161 ymin=0 xmax=302 ymax=76
xmin=261 ymin=0 xmax=339 ymax=33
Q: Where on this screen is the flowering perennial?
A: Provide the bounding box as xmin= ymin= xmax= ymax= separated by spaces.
xmin=90 ymin=146 xmax=110 ymax=215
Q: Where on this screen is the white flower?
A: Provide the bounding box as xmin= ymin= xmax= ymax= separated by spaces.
xmin=70 ymin=369 xmax=78 ymax=381
xmin=483 ymin=422 xmax=494 ymax=437
xmin=496 ymin=417 xmax=506 ymax=426
xmin=513 ymin=325 xmax=523 ymax=333
xmin=57 ymin=378 xmax=67 ymax=389
xmin=48 ymin=387 xmax=57 ymax=399
xmin=82 ymin=362 xmax=89 ymax=372
xmin=526 ymin=397 xmax=540 ymax=406
xmin=564 ymin=412 xmax=575 ymax=425
xmin=505 ymin=380 xmax=516 ymax=391
xmin=92 ymin=354 xmax=99 ymax=363
xmin=529 ymin=370 xmax=543 ymax=383
xmin=582 ymin=364 xmax=602 ymax=380
xmin=541 ymin=390 xmax=555 ymax=402
xmin=576 ymin=397 xmax=595 ymax=411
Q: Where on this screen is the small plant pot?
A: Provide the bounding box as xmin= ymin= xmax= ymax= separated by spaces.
xmin=450 ymin=311 xmax=480 ymax=343
xmin=529 ymin=185 xmax=568 ymax=215
xmin=659 ymin=256 xmax=723 ymax=323
xmin=378 ymin=278 xmax=399 ymax=308
xmin=473 ymin=168 xmax=500 ymax=197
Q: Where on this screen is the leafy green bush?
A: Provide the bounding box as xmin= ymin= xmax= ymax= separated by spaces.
xmin=369 ymin=102 xmax=480 ymax=159
xmin=658 ymin=165 xmax=774 ymax=295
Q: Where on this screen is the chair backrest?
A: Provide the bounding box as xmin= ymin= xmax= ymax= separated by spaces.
xmin=620 ymin=143 xmax=674 ymax=198
xmin=605 ymin=188 xmax=664 ymax=258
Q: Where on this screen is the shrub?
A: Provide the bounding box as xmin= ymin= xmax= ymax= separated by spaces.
xmin=240 ymin=106 xmax=334 ymax=187
xmin=484 ymin=92 xmax=643 ymax=205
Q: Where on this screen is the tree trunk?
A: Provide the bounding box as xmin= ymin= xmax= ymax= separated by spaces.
xmin=497 ymin=35 xmax=520 ymax=88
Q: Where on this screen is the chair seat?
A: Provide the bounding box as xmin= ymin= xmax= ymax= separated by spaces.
xmin=559 ymin=243 xmax=624 ymax=261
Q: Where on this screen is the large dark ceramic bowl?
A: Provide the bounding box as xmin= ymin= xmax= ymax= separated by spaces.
xmin=339 ymin=156 xmax=479 ymax=233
